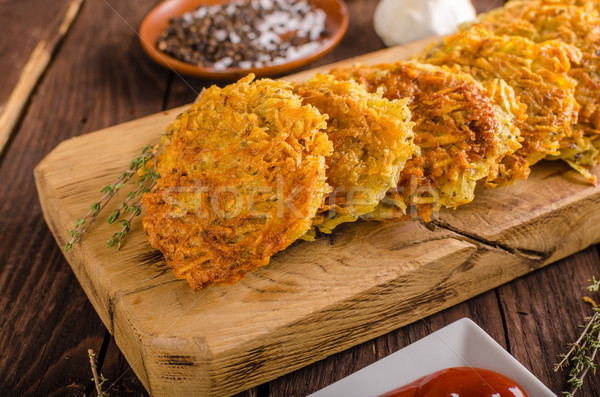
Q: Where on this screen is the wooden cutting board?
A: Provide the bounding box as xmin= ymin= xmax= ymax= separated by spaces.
xmin=34 ymin=36 xmax=600 ymax=396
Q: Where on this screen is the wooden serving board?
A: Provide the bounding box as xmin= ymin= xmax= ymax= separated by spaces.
xmin=34 ymin=37 xmax=600 ymax=396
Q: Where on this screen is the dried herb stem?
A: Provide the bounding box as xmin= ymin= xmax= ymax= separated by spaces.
xmin=88 ymin=348 xmax=108 ymax=397
xmin=555 ymin=277 xmax=600 ymax=397
xmin=555 ymin=311 xmax=599 ymax=371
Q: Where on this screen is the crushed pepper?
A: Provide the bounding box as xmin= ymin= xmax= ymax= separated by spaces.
xmin=156 ymin=0 xmax=328 ymax=70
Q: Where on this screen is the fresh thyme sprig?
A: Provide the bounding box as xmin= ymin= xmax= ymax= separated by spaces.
xmin=555 ymin=276 xmax=600 ymax=397
xmin=64 ymin=144 xmax=162 ymax=252
xmin=106 ymin=195 xmax=144 ymax=251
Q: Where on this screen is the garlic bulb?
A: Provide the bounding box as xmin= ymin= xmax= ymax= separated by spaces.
xmin=373 ymin=0 xmax=477 ymax=47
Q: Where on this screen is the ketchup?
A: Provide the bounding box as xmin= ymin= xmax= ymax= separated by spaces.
xmin=380 ymin=367 xmax=528 ymax=397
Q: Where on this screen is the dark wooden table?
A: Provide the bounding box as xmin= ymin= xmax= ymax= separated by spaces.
xmin=1 ymin=0 xmax=599 ymax=395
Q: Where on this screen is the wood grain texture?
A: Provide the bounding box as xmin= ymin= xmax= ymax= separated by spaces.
xmin=497 ymin=247 xmax=600 ymax=395
xmin=34 ymin=121 xmax=477 ymax=394
xmin=0 ymin=0 xmax=74 ymax=108
xmin=281 ymin=250 xmax=600 ymax=397
xmin=0 ymin=0 xmax=168 ymax=395
xmin=0 ymin=0 xmax=83 ymax=156
xmin=436 ymin=161 xmax=600 ymax=262
xmin=34 ymin=32 xmax=600 ymax=395
xmin=473 ymin=0 xmax=506 ymax=14
xmin=9 ymin=0 xmax=600 ymax=395
xmin=268 ymin=290 xmax=507 ymax=397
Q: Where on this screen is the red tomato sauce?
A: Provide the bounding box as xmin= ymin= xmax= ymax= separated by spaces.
xmin=380 ymin=367 xmax=528 ymax=397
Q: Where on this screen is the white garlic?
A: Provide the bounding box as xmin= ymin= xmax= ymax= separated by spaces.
xmin=373 ymin=0 xmax=477 ymax=47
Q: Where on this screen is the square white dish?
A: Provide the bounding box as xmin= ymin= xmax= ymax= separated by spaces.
xmin=309 ymin=318 xmax=556 ymax=397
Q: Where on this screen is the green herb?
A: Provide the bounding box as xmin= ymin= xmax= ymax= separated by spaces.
xmin=88 ymin=348 xmax=109 ymax=397
xmin=64 ymin=144 xmax=162 ymax=252
xmin=555 ymin=276 xmax=600 ymax=396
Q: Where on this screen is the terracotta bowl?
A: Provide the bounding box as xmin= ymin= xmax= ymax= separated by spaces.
xmin=139 ymin=0 xmax=349 ymax=79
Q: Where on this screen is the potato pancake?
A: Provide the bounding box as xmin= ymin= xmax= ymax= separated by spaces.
xmin=294 ymin=74 xmax=417 ymax=234
xmin=331 ymin=61 xmax=522 ymax=221
xmin=142 ymin=75 xmax=332 ymax=290
xmin=421 ymin=27 xmax=581 ymax=185
xmin=463 ymin=1 xmax=600 ymax=182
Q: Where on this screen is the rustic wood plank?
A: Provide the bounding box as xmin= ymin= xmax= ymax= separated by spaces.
xmin=435 ymin=160 xmax=600 ymax=264
xmin=105 ymin=4 xmax=502 ymax=392
xmin=99 ymin=333 xmax=149 ymax=397
xmin=268 ymin=290 xmax=506 ymax=396
xmin=33 ymin=28 xmax=600 ymax=396
xmin=497 ymin=246 xmax=600 ymax=395
xmin=0 ymin=0 xmax=83 ymax=156
xmin=3 ymin=0 xmax=594 ymax=396
xmin=163 ymin=2 xmax=429 ymax=394
xmin=268 ymin=2 xmax=506 ymax=393
xmin=474 ymin=0 xmax=507 ymax=14
xmin=0 ymin=228 xmax=104 ymax=396
xmin=27 ymin=35 xmax=501 ymax=395
xmin=165 ymin=1 xmax=502 ymax=395
xmin=0 ymin=0 xmax=74 ymax=107
xmin=36 ymin=125 xmax=489 ymax=394
xmin=273 ymin=246 xmax=600 ymax=396
xmin=0 ymin=0 xmax=170 ymax=395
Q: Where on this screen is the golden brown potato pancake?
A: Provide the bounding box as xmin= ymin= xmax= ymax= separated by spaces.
xmin=294 ymin=74 xmax=417 ymax=234
xmin=554 ymin=124 xmax=600 ymax=182
xmin=421 ymin=27 xmax=581 ymax=185
xmin=142 ymin=75 xmax=332 ymax=290
xmin=331 ymin=61 xmax=523 ymax=221
xmin=463 ymin=1 xmax=600 ymax=182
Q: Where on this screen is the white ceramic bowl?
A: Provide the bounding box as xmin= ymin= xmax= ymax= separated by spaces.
xmin=309 ymin=318 xmax=556 ymax=397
